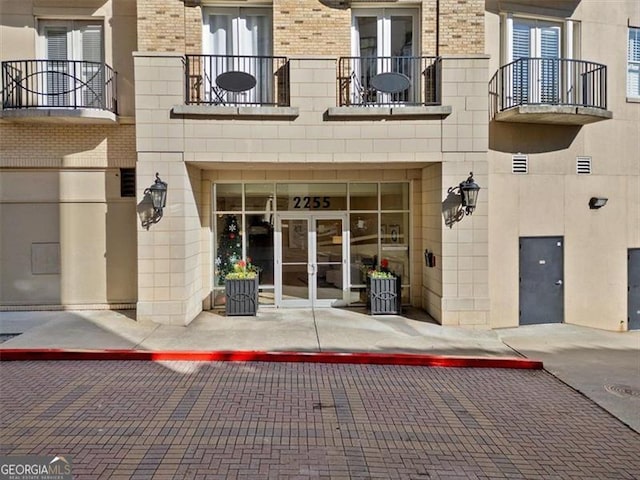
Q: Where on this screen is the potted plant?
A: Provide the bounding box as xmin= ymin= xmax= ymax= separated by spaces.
xmin=366 ymin=259 xmax=401 ymax=315
xmin=224 ymin=258 xmax=260 ymax=316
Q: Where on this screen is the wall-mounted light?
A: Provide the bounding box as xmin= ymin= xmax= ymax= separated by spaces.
xmin=589 ymin=197 xmax=608 ymax=209
xmin=458 ymin=172 xmax=480 ymax=215
xmin=443 ymin=172 xmax=481 ymax=228
xmin=140 ymin=173 xmax=168 ymax=229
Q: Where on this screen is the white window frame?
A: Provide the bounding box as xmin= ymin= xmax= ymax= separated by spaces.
xmin=628 ymin=27 xmax=640 ymax=99
xmin=351 ymin=8 xmax=420 ymax=59
xmin=36 ymin=19 xmax=104 ymax=108
xmin=501 ymin=14 xmax=583 ymax=106
xmin=350 ymin=7 xmax=420 ymax=104
xmin=201 ymin=6 xmax=273 ymax=104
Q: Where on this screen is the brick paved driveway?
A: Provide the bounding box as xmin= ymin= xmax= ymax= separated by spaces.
xmin=1 ymin=361 xmax=639 ymax=479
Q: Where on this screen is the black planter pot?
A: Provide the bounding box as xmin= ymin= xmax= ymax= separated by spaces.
xmin=225 ymin=277 xmax=259 ymax=316
xmin=367 ymin=276 xmax=401 ymax=315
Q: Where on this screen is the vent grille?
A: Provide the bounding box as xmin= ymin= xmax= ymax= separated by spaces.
xmin=512 ymin=154 xmax=528 ymax=174
xmin=577 ymin=156 xmax=592 ymax=175
xmin=120 ymin=168 xmax=136 ymax=197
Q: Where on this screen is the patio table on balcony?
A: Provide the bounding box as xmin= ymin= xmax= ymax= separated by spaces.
xmin=370 ymin=72 xmax=411 ymax=94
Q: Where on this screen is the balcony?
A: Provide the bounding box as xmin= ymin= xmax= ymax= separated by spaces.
xmin=489 ymin=58 xmax=612 ymax=125
xmin=1 ymin=60 xmax=118 ymax=123
xmin=327 ymin=56 xmax=448 ymax=120
xmin=175 ymin=54 xmax=297 ymax=119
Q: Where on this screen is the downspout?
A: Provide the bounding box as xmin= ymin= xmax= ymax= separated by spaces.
xmin=436 ymin=0 xmax=440 ymax=56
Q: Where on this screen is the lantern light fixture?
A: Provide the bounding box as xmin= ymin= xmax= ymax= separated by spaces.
xmin=443 ymin=172 xmax=481 ymax=228
xmin=146 ymin=173 xmax=168 ymax=214
xmin=458 ymin=172 xmax=480 ymax=215
xmin=141 ymin=173 xmax=168 ymax=230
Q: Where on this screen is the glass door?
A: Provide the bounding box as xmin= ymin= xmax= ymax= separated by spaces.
xmin=510 ymin=18 xmax=561 ymax=105
xmin=351 ymin=8 xmax=418 ymax=104
xmin=203 ymin=7 xmax=272 ymax=104
xmin=276 ymin=214 xmax=347 ymax=307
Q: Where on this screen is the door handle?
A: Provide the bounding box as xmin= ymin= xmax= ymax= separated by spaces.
xmin=555 ymin=280 xmax=563 ymax=286
xmin=308 ymin=264 xmax=315 ymax=275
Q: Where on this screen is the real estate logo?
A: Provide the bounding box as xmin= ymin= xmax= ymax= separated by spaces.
xmin=0 ymin=456 xmax=72 ymax=480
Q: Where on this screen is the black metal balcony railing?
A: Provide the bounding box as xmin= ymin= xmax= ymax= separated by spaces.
xmin=2 ymin=60 xmax=117 ymax=113
xmin=185 ymin=55 xmax=290 ymax=107
xmin=338 ymin=56 xmax=441 ymax=107
xmin=489 ymin=57 xmax=607 ymax=115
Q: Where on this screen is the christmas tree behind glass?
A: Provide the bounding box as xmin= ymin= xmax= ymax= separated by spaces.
xmin=216 ymin=215 xmax=242 ymax=285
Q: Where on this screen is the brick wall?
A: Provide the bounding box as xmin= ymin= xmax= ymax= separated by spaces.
xmin=137 ymin=0 xmax=484 ymax=57
xmin=439 ymin=0 xmax=485 ymax=55
xmin=0 ymin=125 xmax=136 ymax=168
xmin=273 ymin=0 xmax=350 ymax=57
xmin=137 ymin=0 xmax=188 ymax=52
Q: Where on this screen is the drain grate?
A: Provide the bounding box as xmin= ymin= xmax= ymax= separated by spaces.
xmin=604 ymin=384 xmax=640 ymax=398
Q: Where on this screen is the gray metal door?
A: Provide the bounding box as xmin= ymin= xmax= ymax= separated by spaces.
xmin=519 ymin=237 xmax=564 ymax=325
xmin=628 ymin=249 xmax=640 ymax=330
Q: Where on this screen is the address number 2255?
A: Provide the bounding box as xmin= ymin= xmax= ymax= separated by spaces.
xmin=293 ymin=196 xmax=331 ymax=209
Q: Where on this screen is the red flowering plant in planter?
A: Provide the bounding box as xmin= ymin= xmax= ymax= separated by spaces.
xmin=225 ymin=258 xmax=260 ymax=280
xmin=366 ymin=258 xmax=400 ymax=315
xmin=367 ymin=258 xmax=396 ymax=279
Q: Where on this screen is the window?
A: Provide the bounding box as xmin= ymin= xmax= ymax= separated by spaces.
xmin=202 ymin=7 xmax=272 ymax=104
xmin=38 ymin=20 xmax=104 ymax=107
xmin=629 ymin=27 xmax=640 ymax=98
xmin=351 ymin=8 xmax=419 ymax=104
xmin=507 ymin=17 xmax=562 ymax=104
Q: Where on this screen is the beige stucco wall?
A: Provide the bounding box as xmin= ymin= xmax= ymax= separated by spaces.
xmin=0 ymin=170 xmax=137 ymax=306
xmin=0 ymin=0 xmax=137 ymax=117
xmin=486 ymin=1 xmax=640 ymax=330
xmin=0 ymin=0 xmax=138 ymax=308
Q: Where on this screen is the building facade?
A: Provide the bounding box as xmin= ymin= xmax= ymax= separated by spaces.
xmin=1 ymin=0 xmax=638 ymax=331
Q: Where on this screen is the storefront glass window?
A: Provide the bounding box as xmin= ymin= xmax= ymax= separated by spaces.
xmin=247 ymin=214 xmax=274 ymax=285
xmin=214 ymin=214 xmax=244 ymax=287
xmin=245 ymin=183 xmax=275 ymax=211
xmin=381 ymin=212 xmax=409 ymax=284
xmin=349 ymin=212 xmax=378 ymax=286
xmin=216 ymin=184 xmax=242 ymax=211
xmin=381 ymin=183 xmax=409 ymax=210
xmin=276 ymin=183 xmax=347 ymax=211
xmin=213 ymin=181 xmax=411 ymax=307
xmin=349 ymin=183 xmax=378 ymax=210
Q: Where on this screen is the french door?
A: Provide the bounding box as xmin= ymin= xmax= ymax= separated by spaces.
xmin=275 ymin=214 xmax=348 ymax=308
xmin=203 ymin=7 xmax=272 ymax=104
xmin=39 ymin=21 xmax=104 ymax=108
xmin=351 ymin=8 xmax=419 ymax=103
xmin=509 ymin=18 xmax=561 ymax=105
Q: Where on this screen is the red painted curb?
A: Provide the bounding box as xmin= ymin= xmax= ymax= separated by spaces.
xmin=0 ymin=349 xmax=543 ymax=369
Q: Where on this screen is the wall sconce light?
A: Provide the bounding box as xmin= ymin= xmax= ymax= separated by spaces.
xmin=589 ymin=197 xmax=608 ymax=209
xmin=141 ymin=173 xmax=168 ymax=229
xmin=443 ymin=172 xmax=481 ymax=228
xmin=458 ymin=172 xmax=480 ymax=215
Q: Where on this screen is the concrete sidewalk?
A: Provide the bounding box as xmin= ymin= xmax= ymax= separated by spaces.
xmin=0 ymin=307 xmax=515 ymax=356
xmin=1 ymin=308 xmax=638 ymax=432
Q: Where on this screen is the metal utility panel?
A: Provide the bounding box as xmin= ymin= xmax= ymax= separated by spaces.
xmin=628 ymin=249 xmax=640 ymax=330
xmin=519 ymin=237 xmax=564 ymax=325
